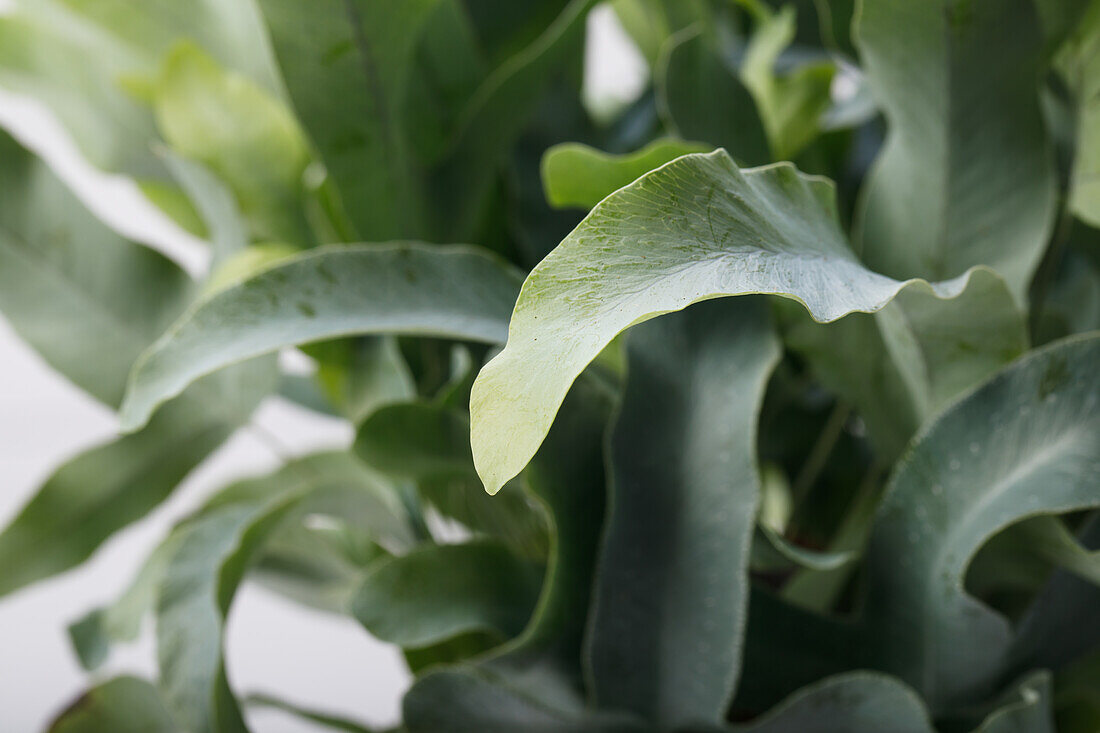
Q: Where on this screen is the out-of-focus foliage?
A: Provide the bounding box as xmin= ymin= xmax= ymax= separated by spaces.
xmin=0 ymin=0 xmax=1097 ymax=731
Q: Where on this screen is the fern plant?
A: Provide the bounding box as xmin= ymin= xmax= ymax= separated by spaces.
xmin=1 ymin=0 xmax=1099 ymax=731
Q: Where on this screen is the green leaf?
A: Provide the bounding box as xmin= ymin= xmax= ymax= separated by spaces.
xmin=0 ymin=364 xmax=271 ymax=600
xmin=782 ymin=268 xmax=1027 ymax=461
xmin=354 ymin=401 xmax=549 ymax=556
xmin=352 ymin=540 xmax=543 ymax=649
xmin=968 ymin=515 xmax=1100 ymax=600
xmin=739 ymin=5 xmax=835 ymax=159
xmin=541 ymin=138 xmax=712 ymax=209
xmin=306 ymin=336 xmax=416 ymax=423
xmin=148 ymin=42 xmax=312 ymax=242
xmin=854 ymin=0 xmax=1057 ymax=300
xmin=48 ymin=677 xmax=175 ymax=733
xmin=873 ymin=270 xmax=1028 ymax=425
xmin=1062 ymin=0 xmax=1100 ymax=228
xmin=469 ymin=151 xmax=979 ymax=494
xmin=861 ymin=334 xmax=1100 ymax=710
xmin=657 ymin=27 xmax=771 ymax=166
xmin=972 ymin=672 xmax=1056 ymax=733
xmin=751 ymin=525 xmax=857 ymax=574
xmin=149 ymin=42 xmax=313 ymax=245
xmin=256 ymin=0 xmax=592 ymax=242
xmin=586 ymin=298 xmax=780 ymax=727
xmin=155 ymin=453 xmax=410 ymax=733
xmin=403 ymin=378 xmax=617 ymax=730
xmin=119 ymin=243 xmax=523 ymax=431
xmin=160 ymin=150 xmax=248 ymax=266
xmin=0 ymin=133 xmax=191 ymax=408
xmin=249 ymin=514 xmax=388 ymax=615
xmin=610 ymin=0 xmax=705 ymax=67
xmin=1007 ymin=515 xmax=1100 ymax=675
xmin=0 ymin=137 xmax=275 ymax=598
xmin=0 ymin=0 xmax=280 ymax=182
xmin=70 ymin=533 xmax=185 ymax=670
xmin=254 ymin=0 xmax=444 ymax=241
xmin=731 ymin=672 xmax=935 ymax=733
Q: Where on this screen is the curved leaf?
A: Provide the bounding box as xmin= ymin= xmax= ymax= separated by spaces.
xmin=352 ymin=540 xmax=543 ymax=649
xmin=161 ymin=150 xmax=248 ymax=266
xmin=752 ymin=525 xmax=857 ymax=574
xmin=972 ymin=673 xmax=1055 ymax=733
xmin=541 ymin=138 xmax=711 ymax=209
xmin=586 ymin=298 xmax=780 ymax=727
xmin=154 ymin=453 xmax=410 ymax=733
xmin=120 ymin=243 xmax=523 ymax=431
xmin=0 ymin=363 xmax=272 ymax=599
xmin=404 ymin=668 xmax=646 ymax=733
xmin=0 ymin=0 xmax=279 ymax=181
xmin=469 ymin=150 xmax=977 ymax=494
xmin=782 ymin=267 xmax=1027 ymax=461
xmin=861 ymin=334 xmax=1100 ymax=709
xmin=149 ymin=43 xmax=313 ymax=244
xmin=0 ymin=137 xmax=274 ymax=598
xmin=243 ymin=694 xmax=377 ymax=733
xmin=0 ymin=133 xmax=191 ymax=408
xmin=48 ymin=677 xmax=175 ymax=733
xmin=731 ymin=672 xmax=935 ymax=733
xmin=404 ymin=378 xmax=615 ymax=730
xmin=355 ymin=401 xmax=549 ymax=556
xmin=854 ymin=0 xmax=1057 ymax=300
xmin=1007 ymin=514 xmax=1100 ymax=675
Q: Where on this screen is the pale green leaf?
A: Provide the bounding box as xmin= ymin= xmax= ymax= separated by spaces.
xmin=120 ymin=244 xmax=523 ymax=431
xmin=739 ymin=5 xmax=835 ymax=159
xmin=160 ymin=150 xmax=248 ymax=266
xmin=586 ymin=298 xmax=780 ymax=726
xmin=541 ymin=138 xmax=711 ymax=209
xmin=149 ymin=43 xmax=313 ymax=245
xmin=469 ymin=151 xmax=978 ymax=494
xmin=854 ymin=0 xmax=1057 ymax=300
xmin=0 ymin=0 xmax=280 ymax=182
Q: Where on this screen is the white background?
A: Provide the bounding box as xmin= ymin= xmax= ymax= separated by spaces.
xmin=0 ymin=6 xmax=646 ymax=732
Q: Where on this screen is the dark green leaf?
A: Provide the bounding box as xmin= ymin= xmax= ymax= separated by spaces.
xmin=861 ymin=335 xmax=1100 ymax=709
xmin=586 ymin=298 xmax=780 ymax=726
xmin=855 ymin=0 xmax=1057 ymax=300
